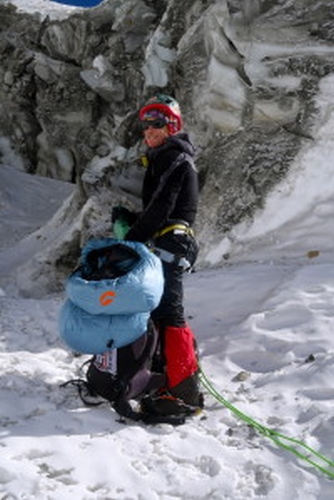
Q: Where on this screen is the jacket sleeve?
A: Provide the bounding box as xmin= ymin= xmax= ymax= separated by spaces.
xmin=125 ymin=163 xmax=189 ymax=242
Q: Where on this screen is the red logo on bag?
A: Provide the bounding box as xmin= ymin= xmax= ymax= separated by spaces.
xmin=99 ymin=290 xmax=116 ymax=306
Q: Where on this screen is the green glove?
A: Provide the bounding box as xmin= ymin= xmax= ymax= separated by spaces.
xmin=113 ymin=218 xmax=130 ymax=240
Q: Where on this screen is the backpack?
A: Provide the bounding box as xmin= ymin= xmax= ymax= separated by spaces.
xmin=61 ymin=318 xmax=166 ymax=421
xmin=59 ymin=239 xmax=166 ymax=420
xmin=86 ymin=319 xmax=165 ymax=418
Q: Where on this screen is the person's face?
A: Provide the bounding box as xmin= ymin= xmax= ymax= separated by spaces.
xmin=140 ymin=111 xmax=171 ymax=148
xmin=143 ymin=125 xmax=169 ymax=148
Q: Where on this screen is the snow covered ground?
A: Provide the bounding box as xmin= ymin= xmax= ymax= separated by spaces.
xmin=1 ymin=1 xmax=334 ymax=498
xmin=1 ymin=260 xmax=333 ymax=500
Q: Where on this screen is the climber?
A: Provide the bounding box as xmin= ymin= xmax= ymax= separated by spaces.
xmin=112 ymin=94 xmax=204 ymax=418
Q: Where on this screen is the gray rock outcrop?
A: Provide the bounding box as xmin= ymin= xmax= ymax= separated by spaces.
xmin=1 ymin=0 xmax=334 ymax=295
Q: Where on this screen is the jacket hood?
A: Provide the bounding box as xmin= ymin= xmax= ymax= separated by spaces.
xmin=147 ymin=132 xmax=195 ymax=161
xmin=165 ymin=133 xmax=195 ymax=157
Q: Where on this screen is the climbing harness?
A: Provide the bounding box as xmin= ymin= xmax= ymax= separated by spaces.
xmin=151 ymin=221 xmax=195 ymax=271
xmin=152 ymin=247 xmax=192 ymax=270
xmin=153 ymin=223 xmax=194 ymax=239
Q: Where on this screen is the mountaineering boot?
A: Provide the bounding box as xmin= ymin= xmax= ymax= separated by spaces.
xmin=140 ymin=389 xmax=199 ymax=417
xmin=140 ymin=371 xmax=203 ymax=419
xmin=140 ymin=324 xmax=204 ymax=421
xmin=140 ymin=376 xmax=204 ymax=417
xmin=169 ymin=371 xmax=204 ymax=409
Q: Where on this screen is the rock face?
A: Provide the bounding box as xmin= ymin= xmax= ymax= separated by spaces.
xmin=1 ymin=0 xmax=334 ymax=294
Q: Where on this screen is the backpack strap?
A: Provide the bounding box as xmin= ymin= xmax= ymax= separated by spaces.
xmin=111 ymin=320 xmax=167 ymax=420
xmin=146 ymin=152 xmax=196 ymax=210
xmin=117 ymin=319 xmax=165 ymax=399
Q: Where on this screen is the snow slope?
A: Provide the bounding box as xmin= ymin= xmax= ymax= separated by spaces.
xmin=1 ymin=257 xmax=334 ymax=499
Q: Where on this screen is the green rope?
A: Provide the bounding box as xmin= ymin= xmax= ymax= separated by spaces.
xmin=199 ymin=368 xmax=334 ymax=480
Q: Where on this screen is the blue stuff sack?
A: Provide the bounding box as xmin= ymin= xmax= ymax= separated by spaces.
xmin=59 ymin=300 xmax=150 ymax=353
xmin=66 ymin=239 xmax=164 ymax=315
xmin=59 ymin=239 xmax=164 ymax=354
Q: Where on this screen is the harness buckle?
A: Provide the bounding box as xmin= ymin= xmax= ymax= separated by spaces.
xmin=153 ymin=223 xmax=194 ymax=240
xmin=152 ymin=247 xmax=191 ymax=271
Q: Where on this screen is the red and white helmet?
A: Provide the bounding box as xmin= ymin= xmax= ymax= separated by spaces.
xmin=139 ymin=94 xmax=183 ymax=135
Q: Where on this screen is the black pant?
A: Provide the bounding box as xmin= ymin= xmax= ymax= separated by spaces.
xmin=151 ymin=233 xmax=198 ymax=327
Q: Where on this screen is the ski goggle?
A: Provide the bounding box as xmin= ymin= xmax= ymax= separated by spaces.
xmin=140 ymin=110 xmax=169 ymax=130
xmin=140 ymin=118 xmax=169 ymax=130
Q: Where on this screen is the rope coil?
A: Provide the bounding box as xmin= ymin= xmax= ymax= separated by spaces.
xmin=199 ymin=368 xmax=334 ymax=480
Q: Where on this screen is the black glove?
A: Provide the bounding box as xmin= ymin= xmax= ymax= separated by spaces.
xmin=112 ymin=205 xmax=129 ymax=223
xmin=111 ymin=205 xmax=137 ymax=225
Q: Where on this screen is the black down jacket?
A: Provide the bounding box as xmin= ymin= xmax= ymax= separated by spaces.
xmin=125 ymin=133 xmax=199 ymax=243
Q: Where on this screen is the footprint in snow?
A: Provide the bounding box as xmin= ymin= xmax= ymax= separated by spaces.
xmin=196 ymin=455 xmax=221 ymax=477
xmin=230 ymin=351 xmax=287 ymax=373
